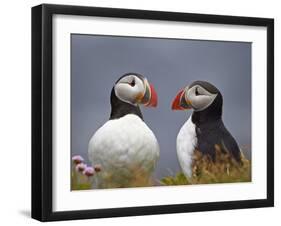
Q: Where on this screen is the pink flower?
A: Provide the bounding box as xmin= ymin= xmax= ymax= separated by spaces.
xmin=75 ymin=163 xmax=87 ymax=172
xmin=72 ymin=155 xmax=84 ymax=165
xmin=94 ymin=164 xmax=102 ymax=173
xmin=83 ymin=167 xmax=95 ymax=177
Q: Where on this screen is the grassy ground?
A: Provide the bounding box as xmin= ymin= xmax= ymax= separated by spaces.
xmin=72 ymin=147 xmax=251 ymax=190
xmin=161 ymin=147 xmax=251 ymax=186
xmin=71 ymin=169 xmax=92 ymax=190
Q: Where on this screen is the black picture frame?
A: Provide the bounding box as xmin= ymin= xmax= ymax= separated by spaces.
xmin=32 ymin=3 xmax=274 ymax=222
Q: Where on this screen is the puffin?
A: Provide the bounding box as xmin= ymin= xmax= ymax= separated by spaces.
xmin=88 ymin=73 xmax=160 ymax=188
xmin=171 ymin=81 xmax=242 ymax=178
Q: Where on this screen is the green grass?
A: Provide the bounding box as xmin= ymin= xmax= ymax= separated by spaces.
xmin=161 ymin=147 xmax=251 ymax=186
xmin=71 ymin=169 xmax=92 ymax=190
xmin=72 ymin=146 xmax=251 ymax=190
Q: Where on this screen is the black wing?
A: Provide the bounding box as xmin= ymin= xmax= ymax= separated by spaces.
xmin=219 ymin=123 xmax=241 ymax=162
xmin=196 ymin=120 xmax=241 ymax=162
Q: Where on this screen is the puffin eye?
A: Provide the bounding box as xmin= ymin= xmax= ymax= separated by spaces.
xmin=195 ymin=87 xmax=200 ymax=96
xmin=129 ymin=78 xmax=135 ymax=87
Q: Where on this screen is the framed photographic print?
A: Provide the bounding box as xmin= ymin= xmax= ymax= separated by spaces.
xmin=32 ymin=4 xmax=274 ymax=221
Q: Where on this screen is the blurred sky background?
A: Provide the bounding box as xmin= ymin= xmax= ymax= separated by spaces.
xmin=71 ymin=34 xmax=251 ymax=179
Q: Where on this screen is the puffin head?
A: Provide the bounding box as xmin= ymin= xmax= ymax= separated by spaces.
xmin=114 ymin=73 xmax=158 ymax=107
xmin=172 ymin=81 xmax=222 ymax=112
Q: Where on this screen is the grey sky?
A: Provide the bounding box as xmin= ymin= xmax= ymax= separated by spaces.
xmin=71 ymin=34 xmax=251 ymax=179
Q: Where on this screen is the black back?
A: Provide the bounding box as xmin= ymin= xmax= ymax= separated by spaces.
xmin=191 ymin=82 xmax=241 ymax=162
xmin=193 ymin=116 xmax=241 ymax=162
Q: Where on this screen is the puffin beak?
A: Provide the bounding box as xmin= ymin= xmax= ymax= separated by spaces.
xmin=137 ymin=79 xmax=158 ymax=107
xmin=172 ymin=88 xmax=192 ymax=110
xmin=145 ymin=83 xmax=158 ymax=107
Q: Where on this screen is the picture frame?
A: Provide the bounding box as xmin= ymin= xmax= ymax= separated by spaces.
xmin=32 ymin=3 xmax=274 ymax=222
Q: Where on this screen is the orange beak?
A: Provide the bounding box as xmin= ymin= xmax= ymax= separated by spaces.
xmin=145 ymin=83 xmax=158 ymax=107
xmin=172 ymin=89 xmax=192 ymax=110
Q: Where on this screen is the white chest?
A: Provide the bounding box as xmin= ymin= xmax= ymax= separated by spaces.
xmin=176 ymin=116 xmax=197 ymax=178
xmin=88 ymin=114 xmax=159 ymax=188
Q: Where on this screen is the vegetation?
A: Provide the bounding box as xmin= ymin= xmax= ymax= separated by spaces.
xmin=71 ymin=155 xmax=94 ymax=190
xmin=71 ymin=168 xmax=93 ymax=190
xmin=161 ymin=146 xmax=251 ymax=186
xmin=71 ymin=146 xmax=251 ymax=190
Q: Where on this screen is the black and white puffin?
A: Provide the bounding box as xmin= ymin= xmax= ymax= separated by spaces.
xmin=88 ymin=73 xmax=160 ymax=188
xmin=172 ymin=81 xmax=242 ymax=178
